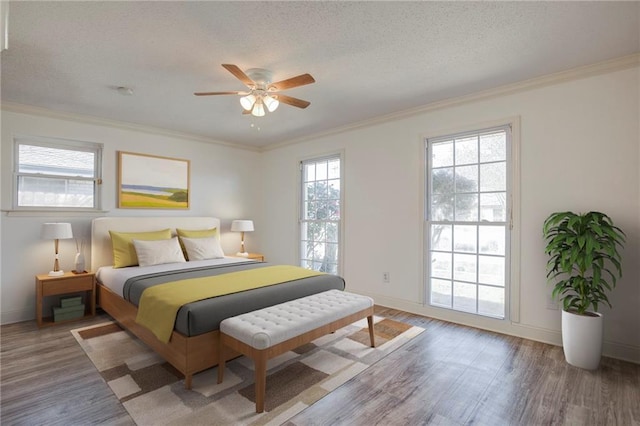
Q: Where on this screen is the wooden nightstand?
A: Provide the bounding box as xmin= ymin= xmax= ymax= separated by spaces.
xmin=35 ymin=271 xmax=96 ymax=327
xmin=231 ymin=253 xmax=265 ymax=262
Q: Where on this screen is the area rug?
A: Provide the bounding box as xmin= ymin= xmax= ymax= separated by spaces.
xmin=71 ymin=316 xmax=424 ymax=426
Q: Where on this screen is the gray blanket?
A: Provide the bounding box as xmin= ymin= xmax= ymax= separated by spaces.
xmin=123 ymin=262 xmax=346 ymax=337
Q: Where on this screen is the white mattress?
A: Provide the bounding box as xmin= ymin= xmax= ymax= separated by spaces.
xmin=96 ymin=257 xmax=256 ymax=297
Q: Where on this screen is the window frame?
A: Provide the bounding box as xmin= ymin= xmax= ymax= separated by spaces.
xmin=12 ymin=135 xmax=104 ymax=212
xmin=423 ymin=122 xmax=518 ymax=321
xmin=298 ymin=152 xmax=344 ymax=276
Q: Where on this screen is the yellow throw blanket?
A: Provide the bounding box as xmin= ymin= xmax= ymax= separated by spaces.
xmin=136 ymin=265 xmax=324 ymax=343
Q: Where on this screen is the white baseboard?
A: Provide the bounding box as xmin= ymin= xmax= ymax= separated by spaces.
xmin=358 ymin=291 xmax=640 ymax=365
xmin=1 ymin=307 xmax=34 ymax=325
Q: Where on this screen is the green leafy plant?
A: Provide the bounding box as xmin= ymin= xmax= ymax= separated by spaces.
xmin=543 ymin=211 xmax=625 ymax=314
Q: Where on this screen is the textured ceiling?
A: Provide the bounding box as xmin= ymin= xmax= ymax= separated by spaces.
xmin=2 ymin=2 xmax=639 ymax=148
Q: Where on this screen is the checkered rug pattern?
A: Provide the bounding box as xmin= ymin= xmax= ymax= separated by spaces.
xmin=72 ymin=316 xmax=424 ymax=426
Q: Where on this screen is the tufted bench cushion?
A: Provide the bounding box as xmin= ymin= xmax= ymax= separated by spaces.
xmin=220 ymin=289 xmax=373 ymax=350
xmin=218 ymin=289 xmax=375 ymax=413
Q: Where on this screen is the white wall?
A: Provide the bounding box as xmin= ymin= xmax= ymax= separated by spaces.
xmin=261 ymin=66 xmax=640 ymax=363
xmin=0 ymin=109 xmax=263 ymax=324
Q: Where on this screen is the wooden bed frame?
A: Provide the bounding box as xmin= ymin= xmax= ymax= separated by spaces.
xmin=91 ymin=216 xmax=239 ymax=388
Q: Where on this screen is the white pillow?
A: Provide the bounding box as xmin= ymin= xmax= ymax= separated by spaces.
xmin=133 ymin=237 xmax=186 ymax=267
xmin=180 ymin=236 xmax=225 ymax=261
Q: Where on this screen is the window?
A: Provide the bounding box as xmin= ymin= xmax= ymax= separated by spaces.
xmin=14 ymin=136 xmax=103 ymax=210
xmin=426 ymin=125 xmax=511 ymax=318
xmin=299 ymin=155 xmax=342 ymax=274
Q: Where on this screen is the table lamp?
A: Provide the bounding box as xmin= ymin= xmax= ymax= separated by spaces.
xmin=41 ymin=222 xmax=73 ymax=276
xmin=230 ymin=220 xmax=254 ymax=256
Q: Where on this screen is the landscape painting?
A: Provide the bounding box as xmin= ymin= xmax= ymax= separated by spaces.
xmin=118 ymin=151 xmax=190 ymax=209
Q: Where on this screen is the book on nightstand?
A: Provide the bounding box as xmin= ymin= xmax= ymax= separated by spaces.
xmin=53 ymin=296 xmax=85 ymax=322
xmin=60 ymin=296 xmax=83 ymax=308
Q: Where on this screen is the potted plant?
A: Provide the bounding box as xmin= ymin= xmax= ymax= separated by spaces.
xmin=543 ymin=211 xmax=625 ymax=369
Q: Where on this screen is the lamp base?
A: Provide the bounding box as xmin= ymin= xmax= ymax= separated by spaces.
xmin=235 ymin=252 xmax=249 ymax=257
xmin=48 ymin=270 xmax=65 ymax=277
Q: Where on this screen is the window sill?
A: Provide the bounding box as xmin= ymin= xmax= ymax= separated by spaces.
xmin=3 ymin=209 xmax=109 ymax=217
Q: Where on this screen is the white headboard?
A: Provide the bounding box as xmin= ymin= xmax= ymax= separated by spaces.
xmin=91 ymin=216 xmax=221 ymax=270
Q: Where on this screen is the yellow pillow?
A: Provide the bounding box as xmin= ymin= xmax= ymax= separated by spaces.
xmin=109 ymin=229 xmax=172 ymax=268
xmin=176 ymin=228 xmax=218 ymax=260
xmin=176 ymin=227 xmax=218 ymax=238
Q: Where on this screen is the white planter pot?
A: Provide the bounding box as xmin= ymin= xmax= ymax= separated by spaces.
xmin=561 ymin=309 xmax=603 ymax=370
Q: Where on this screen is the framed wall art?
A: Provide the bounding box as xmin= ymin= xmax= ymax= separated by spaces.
xmin=118 ymin=151 xmax=190 ymax=209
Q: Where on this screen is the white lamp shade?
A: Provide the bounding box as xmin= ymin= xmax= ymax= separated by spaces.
xmin=240 ymin=94 xmax=256 ymax=111
xmin=263 ymin=95 xmax=279 ymax=112
xmin=231 ymin=220 xmax=254 ymax=232
xmin=251 ymin=101 xmax=265 ymax=117
xmin=41 ymin=223 xmax=73 ymax=239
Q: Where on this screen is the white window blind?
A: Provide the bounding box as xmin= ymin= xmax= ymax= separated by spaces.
xmin=14 ymin=136 xmax=103 ymax=210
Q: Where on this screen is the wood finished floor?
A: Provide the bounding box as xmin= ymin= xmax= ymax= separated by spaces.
xmin=1 ymin=308 xmax=638 ymax=426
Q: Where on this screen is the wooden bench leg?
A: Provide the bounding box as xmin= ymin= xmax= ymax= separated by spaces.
xmin=185 ymin=374 xmax=192 ymax=390
xmin=255 ymin=351 xmax=268 ymax=413
xmin=218 ymin=336 xmax=226 ymax=384
xmin=367 ymin=315 xmax=375 ymax=348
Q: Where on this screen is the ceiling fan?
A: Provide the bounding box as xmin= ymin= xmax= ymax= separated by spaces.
xmin=194 ymin=64 xmax=315 ymax=117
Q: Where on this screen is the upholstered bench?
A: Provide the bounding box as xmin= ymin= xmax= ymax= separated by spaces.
xmin=217 ymin=289 xmax=375 ymax=413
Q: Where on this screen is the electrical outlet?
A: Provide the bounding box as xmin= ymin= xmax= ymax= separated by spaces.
xmin=383 ymin=272 xmax=390 ymax=283
xmin=546 ymin=294 xmax=558 ymax=310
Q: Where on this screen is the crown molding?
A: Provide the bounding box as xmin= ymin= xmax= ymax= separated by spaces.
xmin=265 ymin=53 xmax=640 ymax=152
xmin=0 ymin=102 xmax=261 ymax=152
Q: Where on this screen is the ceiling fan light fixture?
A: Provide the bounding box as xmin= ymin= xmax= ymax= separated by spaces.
xmin=251 ymin=100 xmax=265 ymax=117
xmin=195 ymin=64 xmax=315 ymax=116
xmin=240 ymin=94 xmax=256 ymax=111
xmin=263 ymin=95 xmax=279 ymax=112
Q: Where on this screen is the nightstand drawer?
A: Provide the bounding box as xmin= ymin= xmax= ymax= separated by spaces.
xmin=41 ymin=276 xmax=94 ymax=296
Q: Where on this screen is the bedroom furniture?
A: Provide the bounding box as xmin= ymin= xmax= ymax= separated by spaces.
xmin=41 ymin=222 xmax=74 ymax=276
xmin=91 ymin=216 xmax=342 ymax=389
xmin=230 ymin=219 xmax=254 ymax=256
xmin=92 ymin=217 xmax=226 ymax=389
xmin=231 ymin=252 xmax=264 ymax=261
xmin=218 ymin=290 xmax=375 ymax=413
xmin=35 ymin=271 xmax=96 ymax=327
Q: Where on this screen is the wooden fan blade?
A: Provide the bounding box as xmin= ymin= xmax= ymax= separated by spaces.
xmin=194 ymin=91 xmax=246 ymax=96
xmin=277 ymin=94 xmax=311 ymax=109
xmin=242 ymin=109 xmax=251 ymax=114
xmin=222 ymin=64 xmax=255 ymax=88
xmin=269 ymin=73 xmax=315 ymax=91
